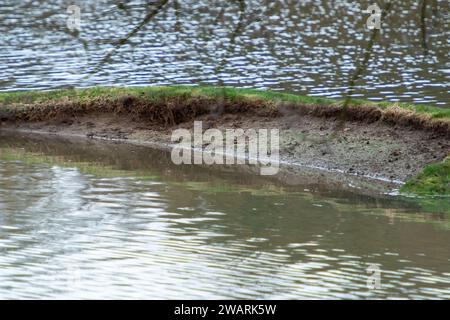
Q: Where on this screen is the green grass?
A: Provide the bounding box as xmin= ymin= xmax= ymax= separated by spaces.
xmin=401 ymin=157 xmax=450 ymax=196
xmin=0 ymin=86 xmax=330 ymax=106
xmin=1 ymin=85 xmax=449 ymax=119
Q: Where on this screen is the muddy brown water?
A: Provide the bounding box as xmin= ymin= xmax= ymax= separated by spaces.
xmin=0 ymin=132 xmax=449 ymax=299
xmin=0 ymin=0 xmax=449 ymax=107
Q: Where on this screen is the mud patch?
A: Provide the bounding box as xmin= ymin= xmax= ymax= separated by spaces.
xmin=2 ymin=109 xmax=449 ymax=190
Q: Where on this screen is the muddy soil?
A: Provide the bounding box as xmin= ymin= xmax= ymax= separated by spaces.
xmin=1 ymin=110 xmax=448 ymax=194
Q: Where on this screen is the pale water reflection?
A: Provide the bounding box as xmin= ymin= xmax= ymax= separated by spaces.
xmin=0 ymin=0 xmax=449 ymax=106
xmin=0 ymin=134 xmax=449 ymax=299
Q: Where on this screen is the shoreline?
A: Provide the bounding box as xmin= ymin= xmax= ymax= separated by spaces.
xmin=0 ymin=129 xmax=405 ymax=201
xmin=0 ymin=127 xmax=402 ymax=195
xmin=0 ymin=86 xmax=449 ymax=195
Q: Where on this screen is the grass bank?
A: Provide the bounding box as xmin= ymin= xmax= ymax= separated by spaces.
xmin=0 ymin=85 xmax=449 ymax=196
xmin=401 ymin=156 xmax=450 ymax=195
xmin=1 ymin=86 xmax=449 ymax=132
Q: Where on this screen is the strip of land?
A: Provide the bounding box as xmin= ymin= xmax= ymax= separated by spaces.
xmin=0 ymin=86 xmax=449 ymax=195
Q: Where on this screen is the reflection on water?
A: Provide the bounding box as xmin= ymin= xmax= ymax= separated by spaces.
xmin=0 ymin=133 xmax=449 ymax=299
xmin=0 ymin=0 xmax=449 ymax=106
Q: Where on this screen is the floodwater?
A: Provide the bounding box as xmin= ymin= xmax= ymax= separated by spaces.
xmin=0 ymin=133 xmax=449 ymax=299
xmin=0 ymin=0 xmax=449 ymax=300
xmin=0 ymin=0 xmax=449 ymax=106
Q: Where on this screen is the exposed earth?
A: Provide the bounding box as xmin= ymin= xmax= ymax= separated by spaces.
xmin=2 ymin=110 xmax=448 ymax=195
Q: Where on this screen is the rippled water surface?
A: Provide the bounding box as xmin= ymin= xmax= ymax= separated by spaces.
xmin=0 ymin=0 xmax=449 ymax=106
xmin=0 ymin=133 xmax=449 ymax=299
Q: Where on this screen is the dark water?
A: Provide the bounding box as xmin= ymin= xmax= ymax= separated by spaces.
xmin=0 ymin=133 xmax=449 ymax=299
xmin=0 ymin=0 xmax=449 ymax=106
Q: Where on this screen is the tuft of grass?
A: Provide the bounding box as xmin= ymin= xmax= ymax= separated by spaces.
xmin=401 ymin=156 xmax=450 ymax=196
xmin=350 ymin=98 xmax=450 ymax=120
xmin=0 ymin=86 xmax=334 ymax=106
